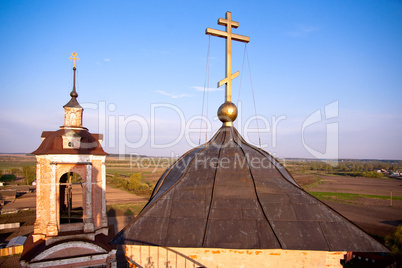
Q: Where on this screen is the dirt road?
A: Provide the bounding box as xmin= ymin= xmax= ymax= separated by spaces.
xmin=106 ymin=185 xmax=148 ymax=204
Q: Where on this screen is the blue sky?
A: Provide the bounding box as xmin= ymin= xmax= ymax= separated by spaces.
xmin=1 ymin=0 xmax=401 ymax=160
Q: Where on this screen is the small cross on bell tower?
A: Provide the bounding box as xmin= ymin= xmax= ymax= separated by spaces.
xmin=69 ymin=52 xmax=80 ymax=68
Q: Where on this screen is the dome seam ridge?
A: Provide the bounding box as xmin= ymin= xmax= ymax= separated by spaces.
xmin=201 ymin=128 xmax=227 ymax=247
xmin=231 ymin=127 xmax=283 ymax=249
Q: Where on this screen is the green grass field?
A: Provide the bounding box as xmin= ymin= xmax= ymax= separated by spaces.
xmin=308 ymin=191 xmax=402 ymax=204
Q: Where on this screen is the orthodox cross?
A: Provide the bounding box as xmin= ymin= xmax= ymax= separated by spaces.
xmin=206 ymin=11 xmax=250 ymax=102
xmin=69 ymin=52 xmax=80 ymax=67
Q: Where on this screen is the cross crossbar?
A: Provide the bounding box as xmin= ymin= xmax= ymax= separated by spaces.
xmin=218 ymin=18 xmax=239 ymax=28
xmin=205 ymin=28 xmax=250 ymax=43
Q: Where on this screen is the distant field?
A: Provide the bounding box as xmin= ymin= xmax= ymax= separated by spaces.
xmin=0 ymin=154 xmax=36 ymax=169
xmin=293 ymin=174 xmax=402 ymax=236
xmin=106 ymin=156 xmax=174 ymax=184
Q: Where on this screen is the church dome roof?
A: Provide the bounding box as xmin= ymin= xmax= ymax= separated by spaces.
xmin=112 ymin=126 xmax=388 ymax=252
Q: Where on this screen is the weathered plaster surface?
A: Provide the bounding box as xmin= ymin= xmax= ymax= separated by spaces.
xmin=64 ymin=107 xmax=83 ymax=127
xmin=125 ymin=246 xmax=346 ymax=268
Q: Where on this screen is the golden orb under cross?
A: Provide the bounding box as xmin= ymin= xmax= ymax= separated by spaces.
xmin=217 ymin=101 xmax=238 ymax=126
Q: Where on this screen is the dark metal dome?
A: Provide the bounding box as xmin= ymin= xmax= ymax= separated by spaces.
xmin=112 ymin=126 xmax=388 ymax=252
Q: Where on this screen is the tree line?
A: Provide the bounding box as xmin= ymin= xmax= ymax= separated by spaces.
xmin=107 ymin=172 xmax=154 ymax=196
xmin=287 ymin=160 xmax=402 ymax=178
xmin=0 ymin=165 xmax=36 ymax=185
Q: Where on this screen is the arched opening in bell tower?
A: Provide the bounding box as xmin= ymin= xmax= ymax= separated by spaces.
xmin=59 ymin=172 xmax=83 ymax=224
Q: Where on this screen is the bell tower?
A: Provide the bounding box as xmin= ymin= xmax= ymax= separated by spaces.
xmin=21 ymin=52 xmax=116 ymax=268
